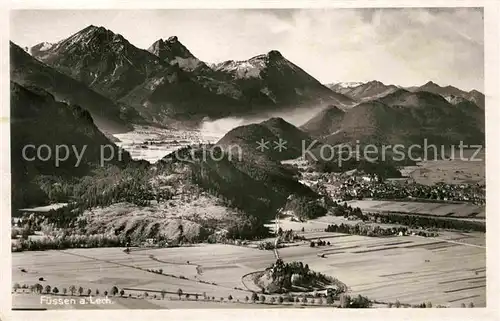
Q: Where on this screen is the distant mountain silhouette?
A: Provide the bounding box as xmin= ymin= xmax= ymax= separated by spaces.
xmin=302 ymin=89 xmax=484 ymax=147
xmin=29 ymin=25 xmax=354 ymax=126
xmin=414 ymin=81 xmax=485 ymax=109
xmin=328 ymin=81 xmax=399 ymax=102
xmin=328 ymin=80 xmax=485 ymax=110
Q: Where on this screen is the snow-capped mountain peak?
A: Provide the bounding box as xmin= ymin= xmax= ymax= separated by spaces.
xmin=334 ymin=81 xmax=364 ymax=89
xmin=214 ymin=59 xmax=264 ymax=79
xmin=147 ymin=37 xmax=207 ymax=72
xmin=35 ymin=42 xmax=53 ymax=51
xmin=28 ymin=42 xmax=55 ymax=56
xmin=214 ymin=50 xmax=293 ymax=80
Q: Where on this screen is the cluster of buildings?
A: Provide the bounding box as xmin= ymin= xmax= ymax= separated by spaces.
xmin=336 ymin=179 xmax=484 ymax=205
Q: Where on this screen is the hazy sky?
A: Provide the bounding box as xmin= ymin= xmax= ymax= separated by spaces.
xmin=11 ymin=8 xmax=484 ymax=91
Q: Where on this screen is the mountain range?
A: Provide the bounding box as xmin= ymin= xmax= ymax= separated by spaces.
xmin=10 ymin=24 xmax=486 ymax=226
xmin=24 ymin=25 xmax=354 ymax=128
xmin=328 ymin=80 xmax=484 ymax=109
xmin=414 ymin=81 xmax=485 ymax=110
xmin=327 ymin=81 xmax=399 ymax=102
xmin=302 ymin=88 xmax=484 ymax=146
xmin=17 ymin=24 xmax=485 ymax=140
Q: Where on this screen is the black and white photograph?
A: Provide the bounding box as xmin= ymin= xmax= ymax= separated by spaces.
xmin=3 ymin=4 xmax=498 ymax=318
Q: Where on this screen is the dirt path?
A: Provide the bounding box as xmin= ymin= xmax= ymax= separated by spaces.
xmin=57 ymin=249 xmax=249 ymax=295
xmin=121 ymin=287 xmax=201 ymax=296
xmin=241 ymin=271 xmax=264 ymax=293
xmin=237 ymin=214 xmax=280 ymax=294
xmin=58 ymin=249 xmax=145 ymax=271
xmin=130 ymin=252 xmax=204 ymax=275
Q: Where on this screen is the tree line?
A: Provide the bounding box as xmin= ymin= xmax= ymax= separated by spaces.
xmin=371 ymin=212 xmax=485 ymax=232
xmin=284 ymin=196 xmax=327 ymax=220
xmin=329 ymin=201 xmax=485 ymax=232
xmin=12 ymin=233 xmax=126 ymax=252
xmin=324 ymin=223 xmax=410 ymax=237
xmin=14 ymin=283 xmax=124 ymax=297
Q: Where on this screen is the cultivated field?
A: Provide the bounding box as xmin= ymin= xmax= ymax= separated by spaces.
xmin=346 ymin=199 xmax=485 ymax=219
xmin=402 ymin=149 xmax=485 ymax=185
xmin=12 ymin=244 xmax=275 ymax=310
xmin=12 ymin=221 xmax=485 ymax=309
xmin=277 ymin=231 xmax=485 ymax=307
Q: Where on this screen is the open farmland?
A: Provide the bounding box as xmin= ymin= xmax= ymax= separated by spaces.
xmin=274 ymin=215 xmax=413 ymax=232
xmin=12 ymin=245 xmax=276 ymax=309
xmin=276 ymin=230 xmax=485 ymax=307
xmin=402 ymin=149 xmax=485 ymax=186
xmin=13 ymin=224 xmax=485 ymax=309
xmin=347 ymin=199 xmax=485 ymax=219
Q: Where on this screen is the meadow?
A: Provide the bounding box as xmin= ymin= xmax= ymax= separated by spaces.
xmin=346 ymin=200 xmax=485 ymax=219
xmin=12 ymin=220 xmax=485 ymax=309
xmin=401 ymin=149 xmax=485 ymax=186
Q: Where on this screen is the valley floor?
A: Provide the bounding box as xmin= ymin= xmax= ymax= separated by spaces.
xmin=113 ymin=125 xmax=223 ymax=163
xmin=346 ymin=199 xmax=485 ymax=219
xmin=12 ymin=220 xmax=485 ymax=309
xmin=401 ymin=149 xmax=485 ymax=185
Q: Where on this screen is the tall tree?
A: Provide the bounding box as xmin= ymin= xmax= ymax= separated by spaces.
xmin=69 ymin=285 xmax=76 ymax=296
xmin=111 ymin=286 xmax=119 ymax=296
